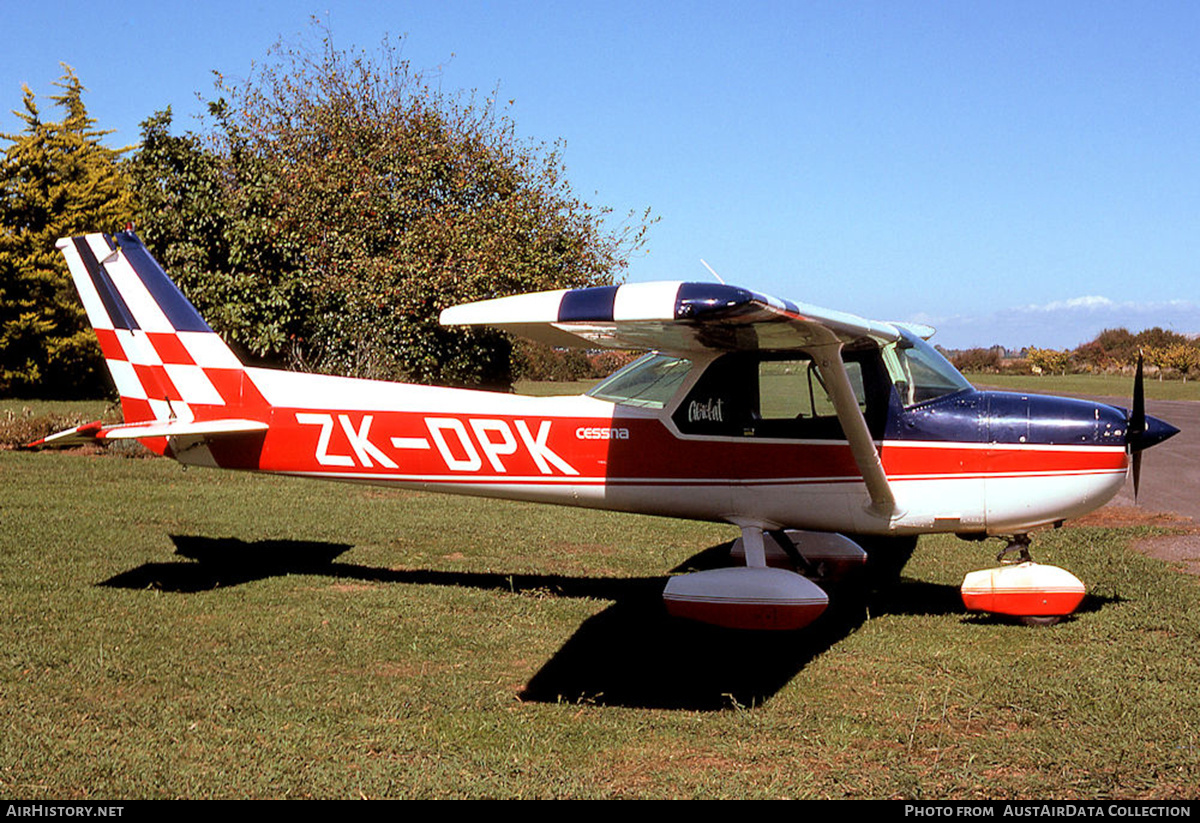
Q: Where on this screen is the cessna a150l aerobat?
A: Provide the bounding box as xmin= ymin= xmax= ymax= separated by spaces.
xmin=33 ymin=231 xmax=1179 ymax=630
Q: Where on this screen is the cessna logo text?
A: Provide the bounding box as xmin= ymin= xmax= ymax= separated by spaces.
xmin=575 ymin=427 xmax=629 ymax=440
xmin=296 ymin=413 xmax=578 ymax=475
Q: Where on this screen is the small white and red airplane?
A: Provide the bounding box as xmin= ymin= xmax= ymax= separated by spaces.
xmin=32 ymin=230 xmax=1179 ymax=630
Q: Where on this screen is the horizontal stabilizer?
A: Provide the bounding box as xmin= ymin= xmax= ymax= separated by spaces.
xmin=24 ymin=418 xmax=269 ymax=449
xmin=97 ymin=418 xmax=270 ymax=440
xmin=22 ymin=420 xmax=106 ymax=449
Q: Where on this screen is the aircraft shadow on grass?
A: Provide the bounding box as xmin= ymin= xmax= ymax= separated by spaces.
xmin=98 ymin=535 xmax=1118 ymax=711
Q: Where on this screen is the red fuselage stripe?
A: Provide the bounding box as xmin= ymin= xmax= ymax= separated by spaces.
xmin=190 ymin=408 xmax=1128 ymax=483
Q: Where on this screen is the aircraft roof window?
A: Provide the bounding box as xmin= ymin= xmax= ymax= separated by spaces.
xmin=887 ymin=331 xmax=973 ymax=407
xmin=588 ymin=353 xmax=693 ymax=408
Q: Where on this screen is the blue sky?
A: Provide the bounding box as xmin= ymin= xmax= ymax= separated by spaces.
xmin=4 ymin=1 xmax=1198 ymax=349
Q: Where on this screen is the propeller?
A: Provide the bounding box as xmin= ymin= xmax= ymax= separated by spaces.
xmin=1124 ymin=352 xmax=1181 ymax=501
xmin=1127 ymin=353 xmax=1146 ymax=499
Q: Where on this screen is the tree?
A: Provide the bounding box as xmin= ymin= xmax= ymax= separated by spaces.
xmin=1159 ymin=342 xmax=1200 ymax=382
xmin=1026 ymin=346 xmax=1070 ymax=376
xmin=127 ymin=108 xmax=309 ymax=364
xmin=950 ymin=347 xmax=1002 ymax=373
xmin=135 ymin=27 xmax=652 ymax=387
xmin=0 ymin=67 xmax=130 ymax=396
xmin=1135 ymin=326 xmax=1189 ymax=352
xmin=1073 ymin=327 xmax=1136 ymax=372
xmin=1142 ymin=345 xmax=1167 ymax=380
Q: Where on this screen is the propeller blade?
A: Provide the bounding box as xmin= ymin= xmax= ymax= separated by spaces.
xmin=1132 ymin=450 xmax=1142 ymax=501
xmin=1128 ymin=353 xmax=1145 ymax=503
xmin=1129 ymin=353 xmax=1145 ymax=447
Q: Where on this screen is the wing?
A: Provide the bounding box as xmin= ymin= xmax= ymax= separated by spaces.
xmin=442 ymin=282 xmax=908 ymax=518
xmin=439 ymin=282 xmax=923 ymax=353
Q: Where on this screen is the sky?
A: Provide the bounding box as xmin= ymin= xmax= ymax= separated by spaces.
xmin=3 ymin=0 xmax=1198 ymax=349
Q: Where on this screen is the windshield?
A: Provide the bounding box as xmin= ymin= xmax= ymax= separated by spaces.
xmin=588 ymin=353 xmax=692 ymax=408
xmin=883 ymin=332 xmax=973 ymax=407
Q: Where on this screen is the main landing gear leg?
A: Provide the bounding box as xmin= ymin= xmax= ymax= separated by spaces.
xmin=765 ymin=529 xmax=822 ymax=577
xmin=740 ymin=527 xmax=820 ymax=577
xmin=740 ymin=526 xmax=767 ymax=568
xmin=995 ymin=533 xmax=1033 ymax=564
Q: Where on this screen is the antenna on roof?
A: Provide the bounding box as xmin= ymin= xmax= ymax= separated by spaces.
xmin=699 ymin=259 xmax=725 ymax=284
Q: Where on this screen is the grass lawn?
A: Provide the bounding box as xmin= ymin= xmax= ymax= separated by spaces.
xmin=2 ymin=440 xmax=1199 ymax=798
xmin=2 ymin=397 xmax=117 ymax=420
xmin=965 ymin=372 xmax=1200 ymax=402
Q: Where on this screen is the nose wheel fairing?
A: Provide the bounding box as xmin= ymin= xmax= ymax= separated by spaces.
xmin=958 ymin=533 xmax=1086 ymax=622
xmin=961 ymin=562 xmax=1086 ymax=621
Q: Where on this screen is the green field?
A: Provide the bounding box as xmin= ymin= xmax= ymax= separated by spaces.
xmin=2 ymin=397 xmax=117 ymax=420
xmin=965 ymin=372 xmax=1200 ymax=402
xmin=517 ymin=370 xmax=1200 ymax=403
xmin=2 ymin=443 xmax=1199 ymax=798
xmin=512 ymin=379 xmax=596 ymax=397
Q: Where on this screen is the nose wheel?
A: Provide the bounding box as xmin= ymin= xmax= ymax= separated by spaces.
xmin=1018 ymin=614 xmax=1064 ymax=627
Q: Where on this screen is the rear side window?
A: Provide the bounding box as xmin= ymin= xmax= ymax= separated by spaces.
xmin=588 ymin=353 xmax=692 ymax=409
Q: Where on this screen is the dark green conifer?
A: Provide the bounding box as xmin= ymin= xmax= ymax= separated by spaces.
xmin=0 ymin=67 xmax=130 ymax=396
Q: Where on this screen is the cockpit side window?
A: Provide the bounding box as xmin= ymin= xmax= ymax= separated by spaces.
xmin=673 ymin=347 xmax=890 ymax=439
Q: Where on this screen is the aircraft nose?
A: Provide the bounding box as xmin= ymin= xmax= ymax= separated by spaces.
xmin=1130 ymin=414 xmax=1179 ymax=453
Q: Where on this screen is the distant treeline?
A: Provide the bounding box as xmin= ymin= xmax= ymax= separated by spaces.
xmin=512 ymin=342 xmax=639 ymax=383
xmin=941 ymin=327 xmax=1200 ymax=381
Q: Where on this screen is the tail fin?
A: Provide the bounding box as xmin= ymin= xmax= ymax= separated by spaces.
xmin=56 ymin=231 xmax=259 ymax=427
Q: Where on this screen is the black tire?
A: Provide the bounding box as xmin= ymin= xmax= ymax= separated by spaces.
xmin=1020 ymin=615 xmax=1063 ymax=627
xmin=849 ymin=534 xmax=918 ymax=586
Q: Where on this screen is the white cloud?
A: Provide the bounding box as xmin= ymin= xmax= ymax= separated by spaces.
xmin=1022 ymin=295 xmax=1115 ymax=312
xmin=912 ymin=298 xmax=1200 ymax=350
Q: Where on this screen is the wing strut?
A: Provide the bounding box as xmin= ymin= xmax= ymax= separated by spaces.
xmin=811 ymin=343 xmax=896 ymax=518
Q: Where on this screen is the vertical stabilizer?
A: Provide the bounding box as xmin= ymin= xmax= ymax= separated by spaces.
xmin=56 ymin=231 xmax=261 ymax=431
